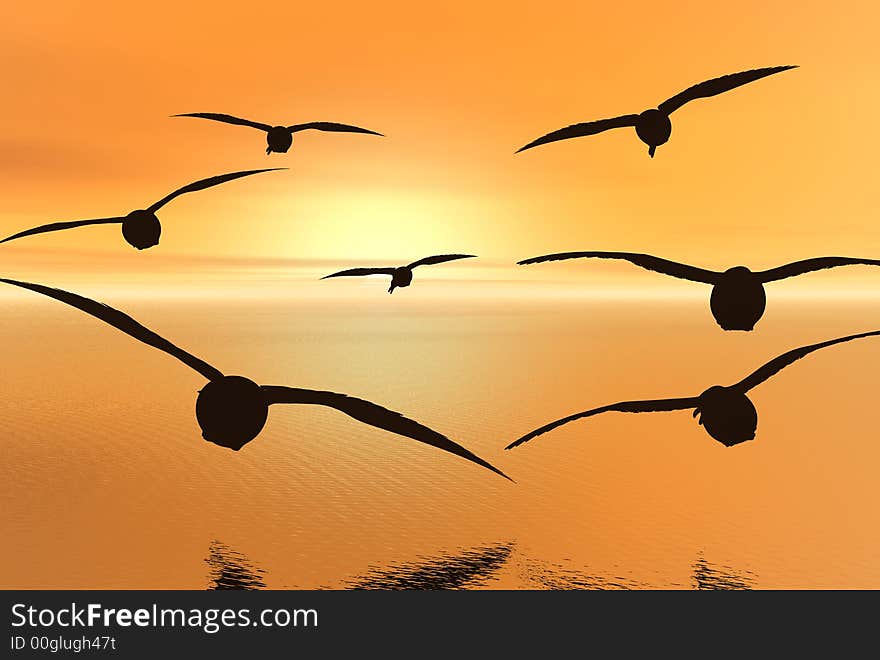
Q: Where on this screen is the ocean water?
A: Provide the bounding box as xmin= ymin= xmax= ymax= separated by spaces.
xmin=1 ymin=293 xmax=879 ymax=589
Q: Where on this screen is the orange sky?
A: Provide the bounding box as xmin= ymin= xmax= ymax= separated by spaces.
xmin=0 ymin=1 xmax=878 ymax=294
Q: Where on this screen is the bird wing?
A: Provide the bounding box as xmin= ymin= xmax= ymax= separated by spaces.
xmin=517 ymin=251 xmax=720 ymax=284
xmin=407 ymin=254 xmax=477 ymax=269
xmin=657 ymin=65 xmax=798 ymax=115
xmin=0 ymin=217 xmax=124 ymax=245
xmin=515 ymin=115 xmax=640 ymax=154
xmin=0 ymin=278 xmax=224 ymax=382
xmin=147 ymin=168 xmax=284 ymax=212
xmin=260 ymin=385 xmax=511 ymax=481
xmin=506 ymin=397 xmax=701 ymax=450
xmin=288 ymin=122 xmax=383 ymax=136
xmin=733 ymin=329 xmax=880 ymax=393
xmin=320 ymin=267 xmax=397 ymax=279
xmin=756 ymin=257 xmax=880 ymax=283
xmin=172 ymin=113 xmax=272 ymax=132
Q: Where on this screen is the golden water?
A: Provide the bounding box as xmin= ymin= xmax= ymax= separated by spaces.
xmin=2 ymin=294 xmax=878 ymax=589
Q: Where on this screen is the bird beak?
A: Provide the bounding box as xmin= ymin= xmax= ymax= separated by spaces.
xmin=648 ymin=145 xmax=657 ymax=158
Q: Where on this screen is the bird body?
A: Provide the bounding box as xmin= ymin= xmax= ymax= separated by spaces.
xmin=322 ymin=254 xmax=476 ymax=294
xmin=634 ymin=109 xmax=673 ymax=158
xmin=708 ymin=267 xmax=767 ymax=331
xmin=693 ymin=386 xmax=758 ymax=446
xmin=196 ymin=375 xmax=269 ymax=449
xmin=390 ymin=267 xmax=414 ymax=292
xmin=121 ymin=209 xmax=162 ymax=250
xmin=518 ymin=252 xmax=880 ymax=331
xmin=516 ymin=65 xmax=797 ymax=158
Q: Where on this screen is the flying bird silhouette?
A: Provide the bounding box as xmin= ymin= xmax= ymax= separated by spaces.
xmin=173 ymin=113 xmax=383 ymax=154
xmin=1 ymin=278 xmax=510 ymax=481
xmin=0 ymin=169 xmax=282 ymax=250
xmin=322 ymin=255 xmax=477 ymax=293
xmin=507 ymin=329 xmax=880 ymax=450
xmin=518 ymin=252 xmax=880 ymax=331
xmin=515 ymin=65 xmax=797 ymax=158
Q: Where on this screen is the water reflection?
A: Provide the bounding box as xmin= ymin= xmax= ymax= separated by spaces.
xmin=517 ymin=558 xmax=646 ymax=590
xmin=205 ymin=541 xmax=267 ymax=590
xmin=203 ymin=542 xmax=755 ymax=590
xmin=691 ymin=555 xmax=756 ymax=590
xmin=345 ymin=542 xmax=514 ymax=590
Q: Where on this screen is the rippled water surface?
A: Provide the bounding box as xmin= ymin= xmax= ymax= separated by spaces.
xmin=2 ymin=294 xmax=879 ymax=589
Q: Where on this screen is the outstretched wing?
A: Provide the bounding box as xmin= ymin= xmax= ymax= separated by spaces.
xmin=515 ymin=115 xmax=640 ymax=154
xmin=320 ymin=267 xmax=396 ymax=279
xmin=172 ymin=113 xmax=272 ymax=132
xmin=407 ymin=254 xmax=476 ymax=269
xmin=757 ymin=257 xmax=880 ymax=283
xmin=517 ymin=251 xmax=720 ymax=284
xmin=148 ymin=168 xmax=284 ymax=212
xmin=288 ymin=122 xmax=383 ymax=136
xmin=658 ymin=65 xmax=798 ymax=115
xmin=733 ymin=329 xmax=880 ymax=393
xmin=0 ymin=217 xmax=123 ymax=245
xmin=0 ymin=278 xmax=224 ymax=382
xmin=261 ymin=386 xmax=511 ymax=481
xmin=506 ymin=397 xmax=700 ymax=450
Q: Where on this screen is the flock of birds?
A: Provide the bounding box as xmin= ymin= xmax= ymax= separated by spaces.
xmin=4 ymin=64 xmax=879 ymax=483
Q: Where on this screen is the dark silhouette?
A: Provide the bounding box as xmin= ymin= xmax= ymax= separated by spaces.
xmin=172 ymin=113 xmax=383 ymax=154
xmin=205 ymin=541 xmax=267 ymax=590
xmin=507 ymin=329 xmax=880 ymax=449
xmin=346 ymin=542 xmax=514 ymax=590
xmin=1 ymin=278 xmax=510 ymax=481
xmin=515 ymin=65 xmax=797 ymax=158
xmin=322 ymin=254 xmax=477 ymax=293
xmin=691 ymin=555 xmax=755 ymax=590
xmin=518 ymin=252 xmax=880 ymax=331
xmin=0 ymin=169 xmax=282 ymax=250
